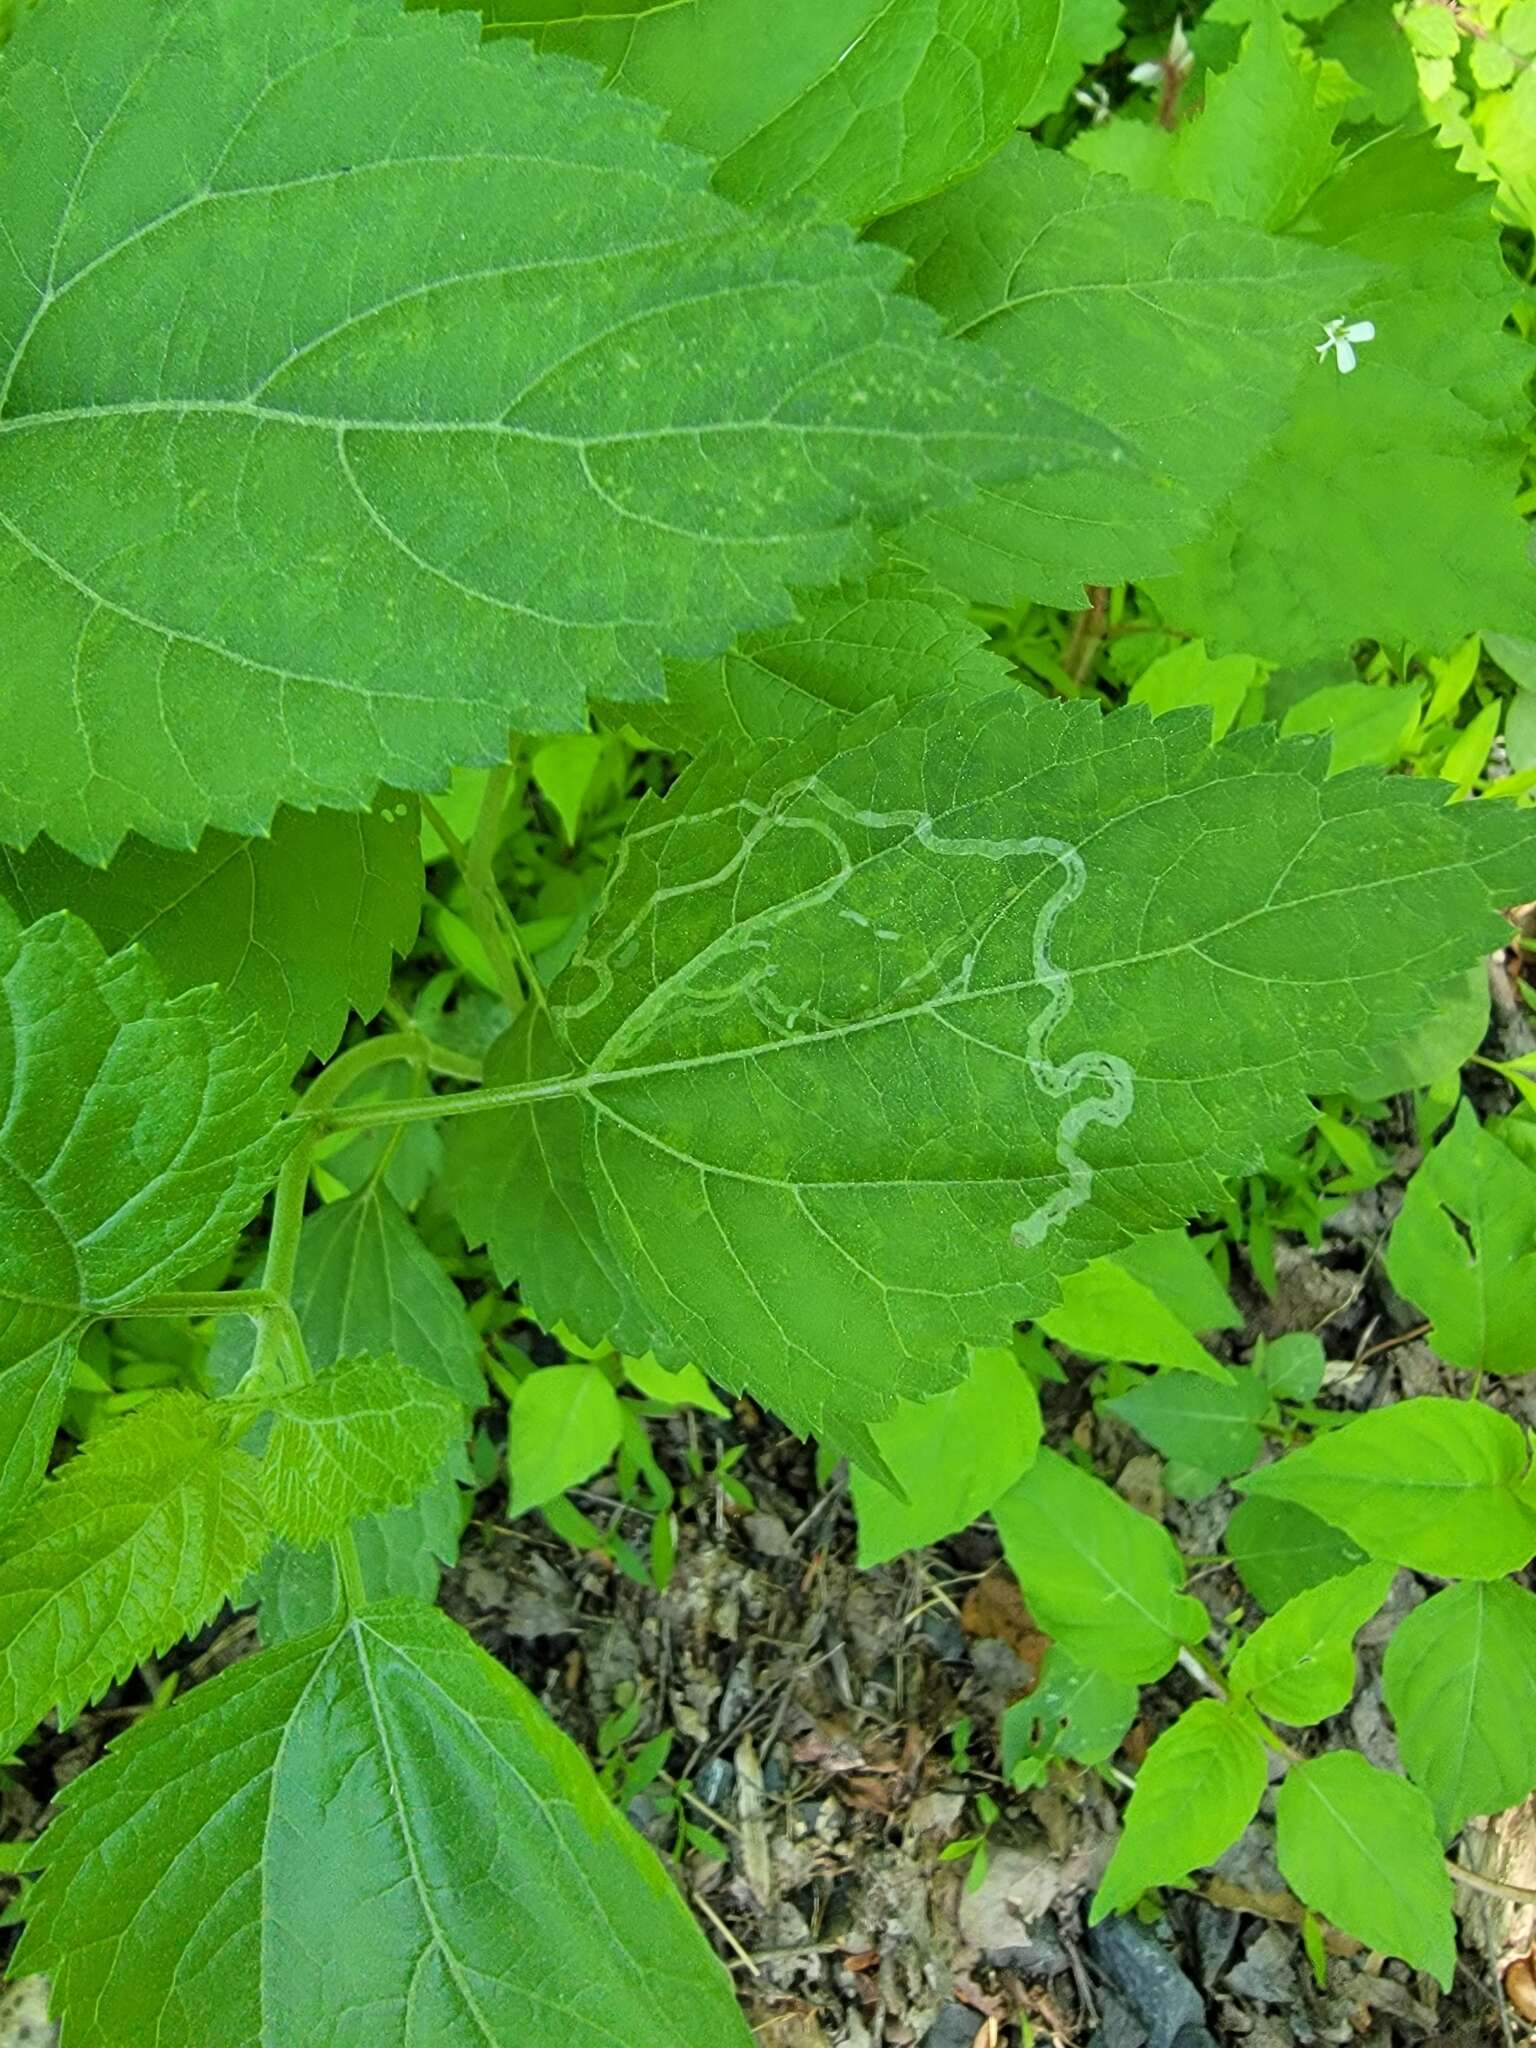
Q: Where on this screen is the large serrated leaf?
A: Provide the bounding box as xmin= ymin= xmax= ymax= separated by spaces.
xmin=0 ymin=797 xmax=422 ymax=1062
xmin=447 ymin=689 xmax=1533 ymax=1447
xmin=0 ymin=908 xmax=290 ymax=1519
xmin=15 ymin=1600 xmax=752 ymax=2048
xmin=0 ymin=0 xmax=1110 ymax=860
xmin=462 ymin=0 xmax=1065 ymax=224
xmin=0 ymin=1394 xmax=267 ymax=1755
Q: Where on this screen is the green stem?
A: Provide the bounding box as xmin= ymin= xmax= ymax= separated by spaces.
xmin=111 ymin=1287 xmax=279 ymax=1320
xmin=299 ymin=1070 xmax=582 ymax=1131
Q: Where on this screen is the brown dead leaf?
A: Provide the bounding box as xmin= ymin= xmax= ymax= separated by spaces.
xmin=960 ymin=1571 xmax=1050 ymax=1668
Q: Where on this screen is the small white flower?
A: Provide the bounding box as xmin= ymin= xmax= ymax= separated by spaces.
xmin=1315 ymin=315 xmax=1376 ymax=375
xmin=1130 ymin=15 xmax=1195 ymax=88
xmin=1073 ymin=80 xmax=1112 ymax=123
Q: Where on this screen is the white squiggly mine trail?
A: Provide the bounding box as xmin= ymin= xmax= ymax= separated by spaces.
xmin=555 ymin=775 xmax=1136 ymax=1256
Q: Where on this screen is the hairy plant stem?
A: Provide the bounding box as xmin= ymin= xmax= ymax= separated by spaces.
xmin=112 ymin=1287 xmax=280 ymax=1319
xmin=423 ymin=772 xmax=550 ymax=1021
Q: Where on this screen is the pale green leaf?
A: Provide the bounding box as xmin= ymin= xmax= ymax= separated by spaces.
xmin=1224 ymin=1495 xmax=1367 ymax=1613
xmin=15 ymin=1600 xmax=751 ymax=2047
xmin=0 ymin=908 xmax=289 ymax=1514
xmin=1236 ymin=1396 xmax=1536 ymax=1578
xmin=507 ymin=1364 xmax=624 ymax=1514
xmin=852 ymin=1344 xmax=1042 ymax=1565
xmin=261 ymin=1355 xmax=463 ymax=1548
xmin=634 ymin=561 xmax=1008 ymax=755
xmin=993 ymin=1449 xmax=1207 ymax=1682
xmin=248 ymin=1462 xmax=464 ymax=1644
xmin=881 ymin=135 xmax=1362 ymax=606
xmin=0 ymin=1394 xmax=267 ymax=1755
xmin=1129 ymin=641 xmax=1261 ymax=742
xmin=1018 ymin=0 xmax=1126 ymax=124
xmin=625 ymin=1354 xmax=730 ymax=1417
xmin=447 ymin=690 xmax=1531 ymax=1448
xmin=1159 ymin=136 xmax=1536 ymax=661
xmin=1280 ymin=681 xmax=1421 ymax=776
xmin=291 ymin=1182 xmax=484 ymax=1406
xmin=469 ymin=0 xmax=1066 ymax=223
xmin=1105 ymin=1368 xmax=1269 ymax=1492
xmin=1091 ymin=1699 xmax=1267 ymax=1919
xmin=1001 ymin=1645 xmax=1137 ymax=1776
xmin=1253 ymin=1331 xmax=1325 ymax=1403
xmin=1383 ymin=1579 xmax=1536 ymax=1838
xmin=0 ymin=0 xmax=1107 ymax=860
xmin=1275 ymin=1751 xmax=1455 ymax=1986
xmin=1043 ymin=1233 xmax=1239 ymax=1379
xmin=0 ymin=797 xmax=422 ymax=1062
xmin=1228 ymin=1561 xmax=1394 ymax=1724
xmin=1386 ymin=1102 xmax=1536 ymax=1376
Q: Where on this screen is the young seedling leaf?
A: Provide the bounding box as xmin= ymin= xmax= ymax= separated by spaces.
xmin=1224 ymin=1495 xmax=1368 ymax=1614
xmin=1383 ymin=1579 xmax=1536 ymax=1839
xmin=993 ymin=1449 xmax=1207 ymax=1683
xmin=1236 ymin=1396 xmax=1536 ymax=1578
xmin=0 ymin=1395 xmax=267 ymax=1756
xmin=0 ymin=798 xmax=422 ymax=1063
xmin=470 ymin=0 xmax=1065 ymax=224
xmin=852 ymin=1344 xmax=1042 ymax=1565
xmin=449 ymin=690 xmax=1533 ymax=1448
xmin=1385 ymin=1102 xmax=1536 ymax=1376
xmin=0 ymin=0 xmax=1108 ymax=860
xmin=0 ymin=908 xmax=290 ymax=1520
xmin=1091 ymin=1699 xmax=1267 ymax=1920
xmin=507 ymin=1364 xmax=624 ymax=1515
xmin=15 ymin=1601 xmax=753 ymax=2048
xmin=1001 ymin=1645 xmax=1138 ymax=1777
xmin=1042 ymin=1235 xmax=1238 ymax=1381
xmin=1105 ymin=1368 xmax=1269 ymax=1490
xmin=260 ymin=1356 xmax=463 ymax=1548
xmin=1275 ymin=1751 xmax=1455 ymax=1988
xmin=1228 ymin=1561 xmax=1395 ymax=1725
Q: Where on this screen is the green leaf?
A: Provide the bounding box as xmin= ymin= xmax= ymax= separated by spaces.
xmin=0 ymin=909 xmax=289 ymax=1515
xmin=0 ymin=1394 xmax=267 ymax=1755
xmin=1105 ymin=1368 xmax=1269 ymax=1490
xmin=993 ymin=1449 xmax=1207 ymax=1682
xmin=1236 ymin=1396 xmax=1536 ymax=1579
xmin=291 ymin=1182 xmax=484 ymax=1406
xmin=0 ymin=797 xmax=422 ymax=1062
xmin=0 ymin=0 xmax=1107 ymax=862
xmin=1159 ymin=135 xmax=1536 ymax=662
xmin=1042 ymin=1232 xmax=1239 ymax=1380
xmin=1001 ymin=1645 xmax=1137 ymax=1776
xmin=1018 ymin=0 xmax=1126 ymax=125
xmin=1385 ymin=1102 xmax=1536 ymax=1376
xmin=1224 ymin=1495 xmax=1367 ymax=1613
xmin=881 ymin=134 xmax=1362 ymax=606
xmin=1129 ymin=641 xmax=1261 ymax=742
xmin=15 ymin=1600 xmax=752 ymax=2047
xmin=1345 ymin=965 xmax=1488 ymax=1102
xmin=1228 ymin=1562 xmax=1394 ymax=1725
xmin=1383 ymin=1579 xmax=1536 ymax=1838
xmin=625 ymin=1353 xmax=730 ymax=1417
xmin=1091 ymin=1699 xmax=1267 ymax=1919
xmin=470 ymin=0 xmax=1066 ymax=224
xmin=634 ymin=561 xmax=1008 ymax=755
xmin=248 ymin=1461 xmax=465 ymax=1644
xmin=1253 ymin=1331 xmax=1326 ymax=1403
xmin=1275 ymin=1751 xmax=1455 ymax=1987
xmin=852 ymin=1344 xmax=1042 ymax=1565
xmin=261 ymin=1355 xmax=463 ymax=1548
xmin=447 ymin=689 xmax=1533 ymax=1449
xmin=507 ymin=1364 xmax=624 ymax=1515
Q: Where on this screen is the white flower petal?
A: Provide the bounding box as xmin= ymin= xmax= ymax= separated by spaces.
xmin=1342 ymin=320 xmax=1375 ymax=344
xmin=1336 ymin=337 xmax=1358 ymax=374
xmin=1128 ymin=59 xmax=1162 ymax=84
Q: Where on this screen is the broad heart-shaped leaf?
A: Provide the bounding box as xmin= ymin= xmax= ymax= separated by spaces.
xmin=992 ymin=1450 xmax=1207 ymax=1682
xmin=1383 ymin=1580 xmax=1536 ymax=1839
xmin=1236 ymin=1397 xmax=1536 ymax=1580
xmin=447 ymin=686 xmax=1534 ymax=1450
xmin=852 ymin=1344 xmax=1042 ymax=1566
xmin=875 ymin=135 xmax=1363 ymax=607
xmin=1227 ymin=1562 xmax=1395 ymax=1726
xmin=291 ymin=1182 xmax=484 ymax=1406
xmin=1385 ymin=1102 xmax=1536 ymax=1376
xmin=0 ymin=908 xmax=290 ymax=1518
xmin=629 ymin=560 xmax=1009 ymax=755
xmin=260 ymin=1356 xmax=463 ymax=1548
xmin=1104 ymin=1368 xmax=1269 ymax=1495
xmin=15 ymin=1600 xmax=752 ymax=2048
xmin=462 ymin=0 xmax=1063 ymax=225
xmin=1275 ymin=1751 xmax=1455 ymax=1988
xmin=1091 ymin=1700 xmax=1267 ymax=1921
xmin=1224 ymin=1495 xmax=1367 ymax=1614
xmin=1156 ymin=134 xmax=1536 ymax=661
xmin=0 ymin=0 xmax=1110 ymax=863
xmin=0 ymin=796 xmax=422 ymax=1063
xmin=0 ymin=1394 xmax=266 ymax=1756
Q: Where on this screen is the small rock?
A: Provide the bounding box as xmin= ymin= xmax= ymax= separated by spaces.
xmin=920 ymin=2004 xmax=983 ymax=2048
xmin=0 ymin=1979 xmax=57 ymax=2048
xmin=743 ymin=1511 xmax=794 ymax=1558
xmin=1088 ymin=1918 xmax=1214 ymax=2048
xmin=1225 ymin=1925 xmax=1298 ymax=2008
